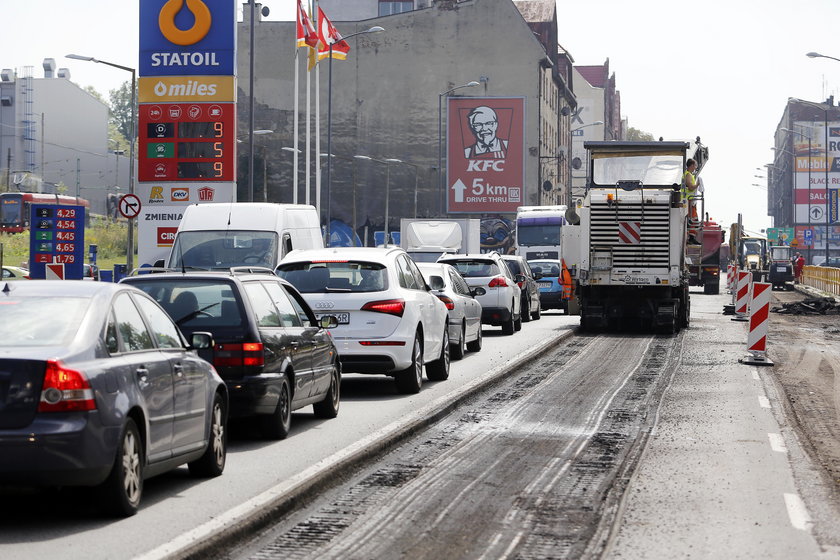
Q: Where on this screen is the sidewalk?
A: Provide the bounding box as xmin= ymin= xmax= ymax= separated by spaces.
xmin=605 ymin=288 xmax=840 ymax=559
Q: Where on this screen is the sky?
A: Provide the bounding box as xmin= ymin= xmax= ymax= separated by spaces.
xmin=1 ymin=0 xmax=838 ymax=235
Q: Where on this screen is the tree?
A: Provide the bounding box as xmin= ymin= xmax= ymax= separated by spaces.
xmin=626 ymin=127 xmax=654 ymax=142
xmin=84 ymin=85 xmax=106 ymax=104
xmin=109 ymin=81 xmax=136 ymax=143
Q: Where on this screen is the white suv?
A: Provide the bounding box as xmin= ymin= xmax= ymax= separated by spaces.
xmin=277 ymin=247 xmax=450 ymax=394
xmin=437 ymin=252 xmax=523 ymax=335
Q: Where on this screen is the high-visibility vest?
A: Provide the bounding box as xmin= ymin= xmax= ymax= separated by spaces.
xmin=561 ymin=259 xmax=573 ymax=300
xmin=682 ymin=170 xmax=697 ymax=200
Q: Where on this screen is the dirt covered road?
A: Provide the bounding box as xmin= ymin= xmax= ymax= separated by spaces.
xmin=769 ymin=288 xmax=840 ymax=523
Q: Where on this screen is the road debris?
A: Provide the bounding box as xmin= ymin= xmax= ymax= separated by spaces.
xmin=771 ymin=297 xmax=840 ymax=315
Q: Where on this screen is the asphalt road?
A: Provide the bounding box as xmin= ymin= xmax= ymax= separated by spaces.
xmin=0 ymin=312 xmax=577 ymax=560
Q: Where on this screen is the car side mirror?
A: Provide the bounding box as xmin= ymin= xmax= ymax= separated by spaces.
xmin=190 ymin=332 xmax=214 ymax=349
xmin=532 ymin=271 xmax=543 ymax=280
xmin=429 ymin=275 xmax=445 ymax=291
xmin=320 ymin=315 xmax=339 ymax=329
xmin=514 ymin=273 xmax=526 ymax=283
xmin=471 ymin=286 xmax=486 ymax=297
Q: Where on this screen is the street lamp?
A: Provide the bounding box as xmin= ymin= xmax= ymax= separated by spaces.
xmin=438 ymin=81 xmax=480 ymax=215
xmin=571 ymin=120 xmax=604 ymax=133
xmin=806 ymin=51 xmax=840 ymax=63
xmin=325 ymin=25 xmax=384 ymax=244
xmin=67 ymin=53 xmax=135 ymax=272
xmin=354 ymin=155 xmax=400 ymax=244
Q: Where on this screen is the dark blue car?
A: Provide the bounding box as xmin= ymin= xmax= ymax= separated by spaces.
xmin=527 ymin=259 xmax=566 ymax=312
xmin=0 ymin=280 xmax=228 ymax=516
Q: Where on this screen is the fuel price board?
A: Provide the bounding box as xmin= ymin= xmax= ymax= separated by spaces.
xmin=139 ymin=103 xmax=235 ymax=182
xmin=28 ymin=204 xmax=85 ymax=279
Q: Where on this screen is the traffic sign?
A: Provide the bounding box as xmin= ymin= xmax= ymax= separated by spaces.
xmin=119 ymin=194 xmax=142 ymax=219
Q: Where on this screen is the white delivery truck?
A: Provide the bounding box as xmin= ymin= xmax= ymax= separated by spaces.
xmin=400 ymin=219 xmax=481 ymax=262
xmin=161 ymin=203 xmax=323 ymax=270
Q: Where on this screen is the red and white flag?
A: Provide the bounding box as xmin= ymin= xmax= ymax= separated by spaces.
xmin=296 ymin=0 xmax=318 ymax=49
xmin=317 ymin=7 xmax=350 ymax=61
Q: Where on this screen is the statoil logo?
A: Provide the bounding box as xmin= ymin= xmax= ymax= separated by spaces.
xmin=159 ymin=0 xmax=212 ymax=46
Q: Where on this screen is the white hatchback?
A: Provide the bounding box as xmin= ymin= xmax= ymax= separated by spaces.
xmin=437 ymin=252 xmax=523 ymax=335
xmin=277 ymin=247 xmax=450 ymax=394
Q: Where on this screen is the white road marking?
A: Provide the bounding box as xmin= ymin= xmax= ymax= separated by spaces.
xmin=758 ymin=395 xmax=771 ymax=409
xmin=752 ymin=371 xmax=760 ymax=381
xmin=768 ymin=433 xmax=788 ymax=453
xmin=783 ymin=493 xmax=813 ymax=531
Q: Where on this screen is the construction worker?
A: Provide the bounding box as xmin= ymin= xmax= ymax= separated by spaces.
xmin=560 ymin=259 xmax=574 ymax=312
xmin=683 ymin=158 xmax=700 ymax=244
xmin=793 ymin=252 xmax=805 ymax=283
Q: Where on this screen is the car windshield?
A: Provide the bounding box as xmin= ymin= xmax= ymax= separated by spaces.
xmin=169 ymin=230 xmax=279 ymax=270
xmin=127 ymin=279 xmax=246 ymax=328
xmin=442 ymin=260 xmax=500 ymax=278
xmin=277 ymin=261 xmax=388 ymax=293
xmin=0 ymin=296 xmax=88 ymax=346
xmin=528 ymin=260 xmax=561 ymax=277
xmin=592 ymin=152 xmax=683 ymax=187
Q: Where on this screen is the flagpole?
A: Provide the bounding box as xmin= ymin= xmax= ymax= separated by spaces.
xmin=293 ymin=49 xmax=299 ymax=204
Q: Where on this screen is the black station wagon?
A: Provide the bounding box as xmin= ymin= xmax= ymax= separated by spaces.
xmin=123 ymin=268 xmax=340 ymax=439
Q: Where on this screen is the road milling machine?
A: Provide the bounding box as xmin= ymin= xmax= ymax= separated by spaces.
xmin=564 ymin=139 xmax=709 ymax=333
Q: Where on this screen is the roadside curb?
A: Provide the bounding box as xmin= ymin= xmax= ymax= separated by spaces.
xmin=135 ymin=326 xmax=576 ymax=560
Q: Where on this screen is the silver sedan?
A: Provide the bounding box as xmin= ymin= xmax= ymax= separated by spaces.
xmin=417 ymin=262 xmax=484 ymax=360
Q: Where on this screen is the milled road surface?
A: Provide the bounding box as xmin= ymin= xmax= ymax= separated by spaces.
xmin=225 ymin=333 xmax=684 ymax=560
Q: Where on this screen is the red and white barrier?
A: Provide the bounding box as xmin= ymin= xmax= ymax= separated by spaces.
xmin=727 ymin=265 xmax=736 ymax=294
xmin=731 ymin=271 xmax=751 ymax=322
xmin=739 ymin=281 xmax=774 ymax=366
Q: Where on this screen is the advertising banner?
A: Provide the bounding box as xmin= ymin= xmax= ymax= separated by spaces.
xmin=792 ymin=121 xmax=840 ymax=225
xmin=447 ymin=97 xmax=525 ymax=214
xmin=138 ymin=205 xmax=186 ymax=267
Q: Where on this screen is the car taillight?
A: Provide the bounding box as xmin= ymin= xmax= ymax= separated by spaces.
xmin=488 ymin=276 xmax=508 ymax=288
xmin=436 ymin=295 xmax=455 ymax=310
xmin=361 ymin=299 xmax=405 ymax=317
xmin=38 ymin=360 xmax=96 ymax=412
xmin=214 ymin=342 xmax=265 ymax=368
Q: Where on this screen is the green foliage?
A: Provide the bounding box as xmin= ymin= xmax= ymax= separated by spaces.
xmin=109 ymin=81 xmax=136 ymax=142
xmin=84 ymin=85 xmax=106 ymax=104
xmin=626 ymin=127 xmax=655 ymax=141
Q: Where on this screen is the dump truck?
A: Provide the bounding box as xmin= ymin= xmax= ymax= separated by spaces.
xmin=566 ymin=138 xmax=709 ymax=333
xmin=687 ymin=214 xmax=726 ymax=295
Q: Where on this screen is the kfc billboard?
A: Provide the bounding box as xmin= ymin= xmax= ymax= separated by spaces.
xmin=447 ymin=97 xmax=525 ymax=213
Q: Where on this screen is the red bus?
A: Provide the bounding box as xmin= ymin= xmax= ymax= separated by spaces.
xmin=0 ymin=192 xmax=90 ymax=233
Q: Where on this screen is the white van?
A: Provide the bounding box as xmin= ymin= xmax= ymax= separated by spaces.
xmin=163 ymin=203 xmax=323 ymax=270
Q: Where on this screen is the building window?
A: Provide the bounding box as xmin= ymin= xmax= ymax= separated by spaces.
xmin=379 ymin=1 xmax=413 ymax=16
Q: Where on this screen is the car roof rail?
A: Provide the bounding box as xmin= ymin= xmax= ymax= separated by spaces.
xmin=229 ymin=266 xmax=276 ymax=276
xmin=126 ymin=266 xmax=210 ymax=276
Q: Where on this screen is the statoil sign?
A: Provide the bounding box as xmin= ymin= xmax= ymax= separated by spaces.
xmin=139 ymin=0 xmax=235 ymax=76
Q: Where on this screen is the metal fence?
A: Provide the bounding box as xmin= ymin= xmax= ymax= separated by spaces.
xmin=802 ymin=265 xmax=840 ymax=296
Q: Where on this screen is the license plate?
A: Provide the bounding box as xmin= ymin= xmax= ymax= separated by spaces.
xmin=776 ymin=266 xmax=788 ymax=272
xmin=538 ymin=282 xmax=552 ymax=289
xmin=318 ymin=312 xmax=350 ymax=324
